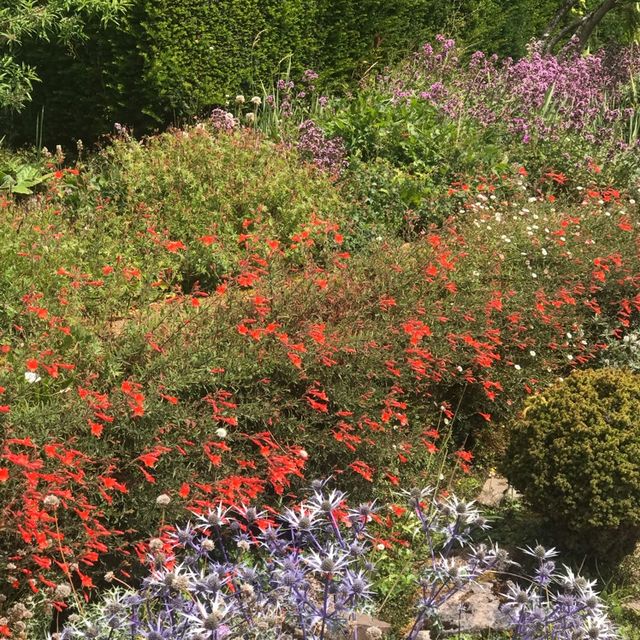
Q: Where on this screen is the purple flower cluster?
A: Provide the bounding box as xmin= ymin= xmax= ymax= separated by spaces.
xmin=55 ymin=483 xmax=618 ymax=640
xmin=387 ymin=37 xmax=639 ymax=151
xmin=297 ymin=120 xmax=349 ymax=176
xmin=210 ymin=109 xmax=238 ymax=132
xmin=503 ymin=545 xmax=617 ymax=639
xmin=59 ymin=482 xmax=377 ymax=640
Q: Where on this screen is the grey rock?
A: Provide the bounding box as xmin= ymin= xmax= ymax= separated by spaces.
xmin=350 ymin=612 xmax=392 ymax=640
xmin=476 ymin=475 xmax=520 ymax=507
xmin=437 ymin=582 xmax=511 ymax=635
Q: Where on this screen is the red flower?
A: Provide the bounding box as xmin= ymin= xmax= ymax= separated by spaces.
xmin=165 ymin=240 xmax=187 ymax=253
xmin=88 ymin=420 xmax=104 ymax=437
xmin=349 ymin=460 xmax=374 ymax=482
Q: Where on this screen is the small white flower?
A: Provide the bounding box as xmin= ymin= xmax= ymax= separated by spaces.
xmin=25 ymin=371 xmax=41 ymax=384
xmin=299 ymin=449 xmax=309 ymax=459
xmin=245 ymin=112 xmax=256 ymax=123
xmin=53 ymin=584 xmax=72 ymax=599
xmin=43 ymin=494 xmax=61 ymax=509
xmin=156 ymin=494 xmax=171 ymax=507
xmin=250 ymin=96 xmax=261 ymax=106
xmin=235 ymin=95 xmax=245 ymax=104
xmin=514 ymin=364 xmax=522 ymax=370
xmin=215 ymin=428 xmax=228 ymax=439
xmin=529 ymin=350 xmax=536 ymax=357
xmin=366 ymin=627 xmax=383 ymax=640
xmin=149 ymin=538 xmax=163 ymax=551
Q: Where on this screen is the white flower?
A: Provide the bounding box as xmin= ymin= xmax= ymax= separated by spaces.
xmin=235 ymin=95 xmax=245 ymax=104
xmin=215 ymin=428 xmax=228 ymax=439
xmin=43 ymin=494 xmax=61 ymax=509
xmin=149 ymin=538 xmax=163 ymax=551
xmin=299 ymin=449 xmax=309 ymax=459
xmin=529 ymin=350 xmax=536 ymax=357
xmin=25 ymin=371 xmax=41 ymax=384
xmin=366 ymin=627 xmax=383 ymax=640
xmin=156 ymin=494 xmax=171 ymax=507
xmin=514 ymin=364 xmax=522 ymax=370
xmin=245 ymin=112 xmax=256 ymax=123
xmin=250 ymin=96 xmax=261 ymax=106
xmin=54 ymin=584 xmax=72 ymax=599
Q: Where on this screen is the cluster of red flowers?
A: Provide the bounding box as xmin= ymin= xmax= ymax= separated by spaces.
xmin=0 ymin=152 xmax=638 ymax=631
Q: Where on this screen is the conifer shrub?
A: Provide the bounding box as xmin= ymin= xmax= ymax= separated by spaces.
xmin=504 ymin=368 xmax=640 ymax=554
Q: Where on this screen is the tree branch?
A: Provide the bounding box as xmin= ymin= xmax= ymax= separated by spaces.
xmin=543 ymin=16 xmax=586 ymax=53
xmin=575 ymin=0 xmax=621 ymax=49
xmin=542 ymin=0 xmax=580 ymax=40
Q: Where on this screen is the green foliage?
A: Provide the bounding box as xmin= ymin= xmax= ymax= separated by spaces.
xmin=0 ymin=149 xmax=52 ymax=194
xmin=504 ymin=368 xmax=640 ymax=553
xmin=4 ymin=0 xmax=472 ymax=146
xmin=322 ymin=89 xmax=508 ymax=231
xmin=0 ymin=0 xmax=130 ymax=112
xmin=96 ymin=126 xmax=354 ymax=287
xmin=136 ymin=0 xmax=318 ymax=119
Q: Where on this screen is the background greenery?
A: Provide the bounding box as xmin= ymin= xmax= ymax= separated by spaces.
xmin=3 ymin=0 xmax=639 ymax=147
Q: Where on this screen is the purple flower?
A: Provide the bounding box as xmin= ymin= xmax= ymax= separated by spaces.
xmin=297 ymin=120 xmax=348 ymax=175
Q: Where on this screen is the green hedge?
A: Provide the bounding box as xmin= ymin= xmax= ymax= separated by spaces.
xmin=5 ymin=0 xmax=469 ymax=146
xmin=14 ymin=0 xmax=632 ymax=147
xmin=139 ymin=0 xmax=319 ymax=116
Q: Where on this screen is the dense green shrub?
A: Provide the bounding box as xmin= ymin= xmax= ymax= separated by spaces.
xmin=5 ymin=0 xmax=469 ymax=146
xmin=504 ymin=368 xmax=640 ymax=554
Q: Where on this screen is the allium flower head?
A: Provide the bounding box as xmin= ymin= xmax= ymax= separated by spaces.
xmin=156 ymin=494 xmax=171 ymax=507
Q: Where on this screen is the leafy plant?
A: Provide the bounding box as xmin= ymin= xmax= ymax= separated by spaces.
xmin=0 ymin=162 xmax=53 ymax=194
xmin=503 ymin=368 xmax=640 ymax=556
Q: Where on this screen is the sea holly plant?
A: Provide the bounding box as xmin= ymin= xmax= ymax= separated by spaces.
xmin=54 ymin=483 xmax=617 ymax=640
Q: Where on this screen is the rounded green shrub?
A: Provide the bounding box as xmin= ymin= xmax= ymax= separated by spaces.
xmin=503 ymin=368 xmax=640 ymax=553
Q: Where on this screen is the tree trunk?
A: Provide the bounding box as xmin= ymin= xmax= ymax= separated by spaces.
xmin=540 ymin=0 xmax=636 ymax=53
xmin=575 ymin=0 xmax=621 ymax=49
xmin=542 ymin=0 xmax=580 ymax=40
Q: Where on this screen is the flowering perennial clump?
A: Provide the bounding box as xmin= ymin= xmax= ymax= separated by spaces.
xmin=297 ymin=120 xmax=348 ymax=176
xmin=56 ymin=484 xmax=617 ymax=640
